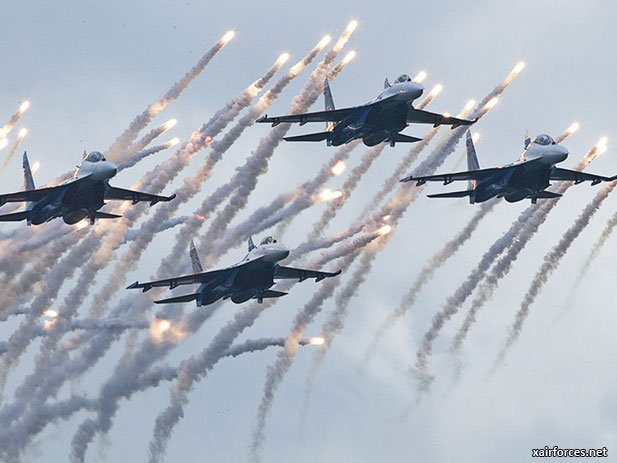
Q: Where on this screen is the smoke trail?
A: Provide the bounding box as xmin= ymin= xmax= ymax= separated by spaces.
xmin=0 ymin=43 xmax=327 ymax=459
xmin=68 ymin=229 xmax=372 ymax=463
xmin=0 ymin=100 xmax=30 ymax=136
xmin=1 ymin=57 xmax=286 ymax=449
xmin=123 ymin=215 xmax=188 ymax=242
xmin=451 ymin=138 xmax=604 ymax=357
xmin=0 ymin=128 xmax=27 ymax=172
xmin=83 ymin=54 xmax=286 ymax=319
xmin=362 ymin=198 xmax=498 ymax=366
xmin=494 ymin=179 xmax=617 ymax=369
xmin=152 ymin=36 xmax=329 ymax=279
xmin=105 ymin=31 xmax=234 ymax=160
xmin=197 ymin=24 xmax=356 ymax=263
xmin=561 ymin=208 xmax=617 ymax=314
xmin=215 ymin=140 xmax=361 ymax=253
xmin=114 ymin=118 xmax=177 ymax=166
xmin=415 ymin=138 xmax=603 ymax=391
xmin=116 ymin=138 xmax=179 ymax=171
xmin=307 ymin=87 xmax=445 ymax=240
xmin=147 ymin=229 xmax=379 ymax=463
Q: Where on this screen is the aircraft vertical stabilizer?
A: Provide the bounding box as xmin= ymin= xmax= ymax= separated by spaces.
xmin=323 ymin=78 xmax=336 ymax=140
xmin=465 ymin=131 xmax=480 ymax=202
xmin=248 ymin=236 xmax=256 ymax=252
xmin=189 ymin=239 xmax=203 ymax=274
xmin=23 ymin=152 xmax=35 ymax=191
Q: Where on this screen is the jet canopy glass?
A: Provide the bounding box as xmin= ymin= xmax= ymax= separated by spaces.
xmin=394 ymin=74 xmax=412 ymax=84
xmin=85 ymin=151 xmax=106 ymax=162
xmin=259 ymin=236 xmax=277 ymax=245
xmin=533 ymin=134 xmax=555 ymax=146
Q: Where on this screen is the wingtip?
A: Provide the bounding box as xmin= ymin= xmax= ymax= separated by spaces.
xmin=167 ymin=193 xmax=176 ymax=201
xmin=126 ymin=281 xmax=139 ymax=290
xmin=333 ymin=269 xmax=342 ymax=277
xmin=256 ymin=115 xmax=268 ymax=123
xmin=400 ymin=176 xmax=412 ymax=183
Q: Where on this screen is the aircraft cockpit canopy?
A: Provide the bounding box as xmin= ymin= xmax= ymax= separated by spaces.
xmin=85 ymin=151 xmax=106 ymax=162
xmin=394 ymin=74 xmax=412 ymax=84
xmin=533 ymin=134 xmax=555 ymax=146
xmin=260 ymin=236 xmax=277 ymax=245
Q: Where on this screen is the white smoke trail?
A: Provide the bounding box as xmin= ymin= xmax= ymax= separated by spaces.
xmin=451 ymin=139 xmax=604 ymax=357
xmin=0 ymin=100 xmax=30 ymax=136
xmin=0 ymin=42 xmax=329 ymax=459
xmin=105 ymin=31 xmax=234 ymax=160
xmin=362 ymin=198 xmax=498 ymax=366
xmin=83 ymin=53 xmax=287 ymax=319
xmin=146 ymin=229 xmax=379 ymax=463
xmin=152 ymin=37 xmax=329 ymax=279
xmin=493 ymin=179 xmax=617 ymax=370
xmin=0 ymin=128 xmax=27 ymax=172
xmin=561 ymin=208 xmax=617 ymax=315
xmin=68 ymin=230 xmax=372 ymax=463
xmin=197 ymin=24 xmax=356 ymax=263
xmin=114 ymin=119 xmax=177 ymax=167
xmin=116 ymin=138 xmax=179 ymax=171
xmin=415 ymin=139 xmax=603 ymax=391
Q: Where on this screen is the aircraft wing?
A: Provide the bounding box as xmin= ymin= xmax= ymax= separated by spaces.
xmin=407 ymin=107 xmax=476 ymax=129
xmin=0 ymin=174 xmax=93 ymax=206
xmin=550 ymin=168 xmax=615 ymax=185
xmin=256 ymin=107 xmax=359 ymax=126
xmin=104 ymin=185 xmax=176 ymax=205
xmin=126 ymin=268 xmax=229 ymax=292
xmin=401 ymin=166 xmax=506 ymax=185
xmin=274 ymin=266 xmax=341 ymax=282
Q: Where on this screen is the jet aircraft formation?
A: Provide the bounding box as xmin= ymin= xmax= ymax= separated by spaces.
xmin=0 ymin=71 xmax=614 ymax=306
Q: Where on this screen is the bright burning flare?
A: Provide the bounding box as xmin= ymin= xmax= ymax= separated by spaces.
xmin=595 ymin=137 xmax=608 ymax=155
xmin=483 ymin=97 xmax=499 ymax=110
xmin=567 ymin=122 xmax=580 ymax=134
xmin=278 ymin=53 xmax=290 ymax=65
xmin=319 ymin=35 xmax=332 ymax=49
xmin=43 ymin=309 xmax=58 ymax=318
xmin=306 ymin=337 xmax=325 ymax=346
xmin=342 ymin=50 xmax=356 ymax=65
xmin=442 ymin=112 xmax=451 ymax=119
xmin=18 ymin=100 xmax=31 ymax=114
xmin=166 ymin=137 xmax=180 ymax=147
xmin=428 ymin=84 xmax=443 ymax=97
xmin=472 ymin=132 xmax=480 ymax=143
xmin=512 ymin=61 xmax=525 ymax=74
xmin=347 ymin=20 xmax=358 ymax=33
xmin=378 ymin=224 xmax=392 ymax=236
xmin=31 ymin=161 xmax=40 ymax=174
xmin=0 ymin=138 xmax=8 ymax=150
xmin=221 ymin=30 xmax=235 ymax=44
xmin=413 ymin=70 xmax=427 ymax=84
xmin=163 ymin=118 xmax=177 ymax=130
xmin=382 ymin=214 xmax=391 ymax=222
xmin=464 ymin=99 xmax=476 ymax=113
xmin=18 ymin=128 xmax=27 ymax=138
xmin=318 ymin=189 xmax=344 ymax=202
xmin=74 ymin=219 xmax=89 ymax=230
xmin=330 ymin=160 xmax=346 ymax=176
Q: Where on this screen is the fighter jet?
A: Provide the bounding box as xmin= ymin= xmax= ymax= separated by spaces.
xmin=127 ymin=237 xmax=341 ymax=305
xmin=256 ymin=75 xmax=476 ymax=147
xmin=0 ymin=151 xmax=175 ymax=225
xmin=401 ymin=131 xmax=615 ymax=204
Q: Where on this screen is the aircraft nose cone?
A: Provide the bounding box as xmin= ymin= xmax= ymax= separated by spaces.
xmin=411 ymin=82 xmax=424 ymax=98
xmin=104 ymin=162 xmax=118 ymax=178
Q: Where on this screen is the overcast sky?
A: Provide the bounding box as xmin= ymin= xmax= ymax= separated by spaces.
xmin=1 ymin=1 xmax=616 ymax=462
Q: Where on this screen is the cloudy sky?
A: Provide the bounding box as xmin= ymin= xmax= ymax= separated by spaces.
xmin=1 ymin=1 xmax=616 ymax=462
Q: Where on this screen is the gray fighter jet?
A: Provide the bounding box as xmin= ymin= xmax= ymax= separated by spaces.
xmin=127 ymin=237 xmax=341 ymax=305
xmin=401 ymin=131 xmax=615 ymax=203
xmin=256 ymin=75 xmax=475 ymax=147
xmin=0 ymin=151 xmax=175 ymax=225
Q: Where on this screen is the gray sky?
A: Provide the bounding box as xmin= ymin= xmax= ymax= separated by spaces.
xmin=1 ymin=1 xmax=616 ymax=462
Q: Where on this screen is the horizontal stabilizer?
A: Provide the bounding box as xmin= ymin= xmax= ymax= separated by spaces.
xmin=427 ymin=190 xmax=475 ymax=199
xmin=254 ymin=290 xmax=287 ymax=300
xmin=390 ymin=133 xmax=422 ymax=143
xmin=154 ymin=293 xmax=200 ymax=304
xmin=284 ymin=132 xmax=331 ymax=142
xmin=94 ymin=211 xmax=122 ymax=220
xmin=534 ymin=190 xmax=562 ymax=199
xmin=0 ymin=211 xmax=29 ymax=222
